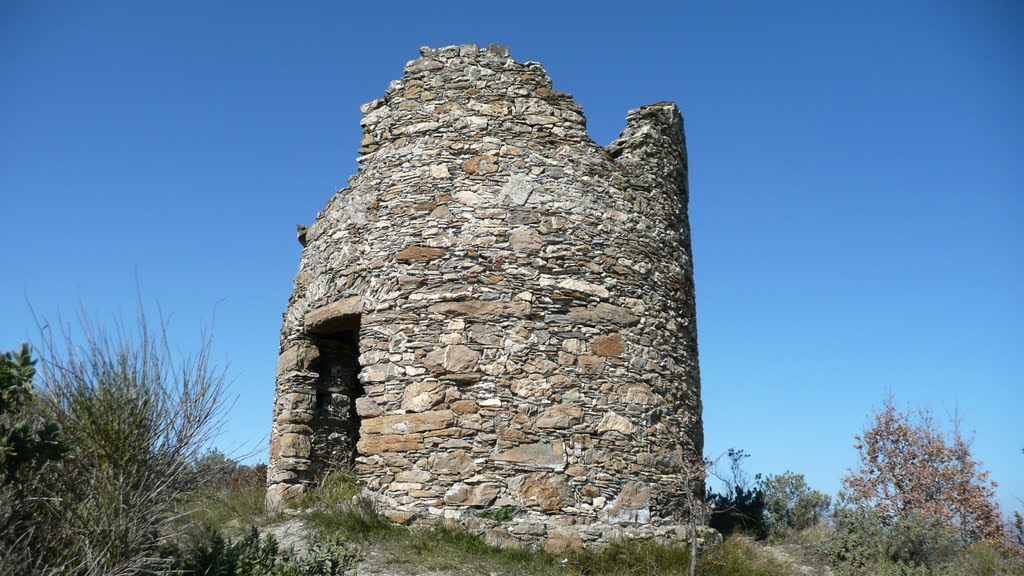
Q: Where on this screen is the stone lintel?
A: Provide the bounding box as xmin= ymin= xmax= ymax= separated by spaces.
xmin=304 ymin=295 xmax=363 ymax=334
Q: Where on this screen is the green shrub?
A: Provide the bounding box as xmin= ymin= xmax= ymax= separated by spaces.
xmin=819 ymin=495 xmax=1024 ymax=576
xmin=818 ymin=500 xmax=887 ymax=574
xmin=193 ymin=448 xmax=242 ymax=482
xmin=282 ymin=533 xmax=360 ymax=576
xmin=707 ymin=484 xmax=767 ymax=539
xmin=763 ymin=471 xmax=830 ymax=535
xmin=886 ymin=512 xmax=959 ymax=567
xmin=0 ymin=344 xmax=69 ymax=575
xmin=159 ymin=525 xmax=358 ymax=576
xmin=0 ymin=344 xmax=65 ymax=482
xmin=160 ymin=525 xmax=278 ymax=576
xmin=820 ymin=498 xmax=968 ymax=575
xmin=954 ymin=541 xmax=1024 ymax=575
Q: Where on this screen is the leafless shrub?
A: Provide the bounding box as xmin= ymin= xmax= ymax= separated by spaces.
xmin=0 ymin=304 xmax=230 ymax=575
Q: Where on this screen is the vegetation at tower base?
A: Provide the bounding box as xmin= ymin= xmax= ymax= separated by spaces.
xmin=290 ymin=468 xmax=795 ymax=576
xmin=270 ymin=43 xmax=705 ymax=549
xmin=1 ymin=329 xmax=796 ymax=576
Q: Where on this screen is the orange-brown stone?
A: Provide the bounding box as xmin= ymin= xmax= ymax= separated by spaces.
xmin=462 ymin=154 xmax=498 ymax=175
xmin=590 ymin=333 xmax=625 ymax=357
xmin=396 ymin=246 xmax=446 ymax=262
xmin=356 ymin=433 xmax=425 ymax=455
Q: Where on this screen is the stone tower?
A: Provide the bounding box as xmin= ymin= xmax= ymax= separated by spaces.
xmin=268 ymin=45 xmax=703 ymax=548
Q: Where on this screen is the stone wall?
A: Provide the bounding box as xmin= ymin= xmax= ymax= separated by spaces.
xmin=268 ymin=44 xmax=704 ymax=550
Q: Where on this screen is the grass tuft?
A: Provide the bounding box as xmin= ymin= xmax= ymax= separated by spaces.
xmin=477 ymin=506 xmax=517 ymax=522
xmin=183 ymin=477 xmax=271 ymax=535
xmin=698 ymin=536 xmax=798 ymax=576
xmin=299 ymin=470 xmax=402 ymax=541
xmin=402 ymin=524 xmax=561 ymax=575
xmin=565 ymin=539 xmax=692 ymax=576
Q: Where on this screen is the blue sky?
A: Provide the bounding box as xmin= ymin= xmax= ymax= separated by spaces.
xmin=2 ymin=1 xmax=1021 ymax=514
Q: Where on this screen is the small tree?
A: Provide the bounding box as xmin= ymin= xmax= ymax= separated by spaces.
xmin=843 ymin=394 xmax=1004 ymax=544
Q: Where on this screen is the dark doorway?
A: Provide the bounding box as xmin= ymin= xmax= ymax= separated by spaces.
xmin=310 ymin=328 xmax=363 ymax=471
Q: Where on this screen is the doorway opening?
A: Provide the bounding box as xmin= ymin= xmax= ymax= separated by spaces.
xmin=310 ymin=327 xmax=363 ymax=469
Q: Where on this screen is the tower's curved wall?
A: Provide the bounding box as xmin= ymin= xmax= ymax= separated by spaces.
xmin=269 ymin=45 xmax=703 ymax=548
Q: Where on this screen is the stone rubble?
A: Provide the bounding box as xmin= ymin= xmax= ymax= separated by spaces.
xmin=268 ymin=44 xmax=705 ymax=550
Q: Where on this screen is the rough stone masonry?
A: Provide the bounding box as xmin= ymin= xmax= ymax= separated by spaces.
xmin=268 ymin=44 xmax=704 ymax=550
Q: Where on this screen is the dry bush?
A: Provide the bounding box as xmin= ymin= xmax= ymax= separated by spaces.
xmin=179 ymin=451 xmax=271 ymax=538
xmin=0 ymin=306 xmax=230 ymax=575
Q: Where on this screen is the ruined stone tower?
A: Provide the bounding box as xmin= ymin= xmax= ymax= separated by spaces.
xmin=269 ymin=45 xmax=703 ymax=548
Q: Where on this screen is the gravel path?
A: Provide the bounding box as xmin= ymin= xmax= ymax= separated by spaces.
xmin=763 ymin=543 xmax=834 ymax=576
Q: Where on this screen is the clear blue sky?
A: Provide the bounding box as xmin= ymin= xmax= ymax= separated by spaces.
xmin=2 ymin=1 xmax=1021 ymax=514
